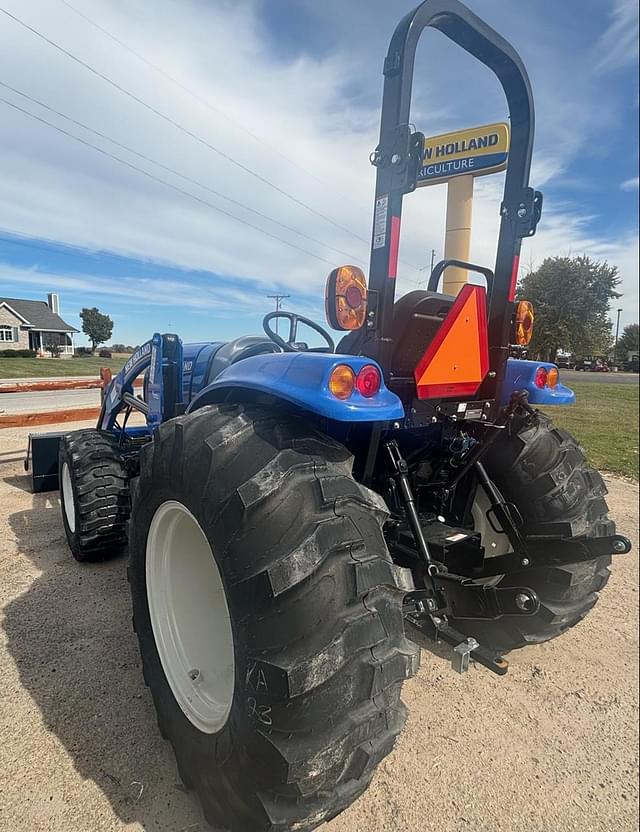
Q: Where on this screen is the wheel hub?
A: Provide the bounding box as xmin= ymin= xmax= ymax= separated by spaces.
xmin=146 ymin=501 xmax=235 ymax=734
xmin=61 ymin=461 xmax=76 ymax=533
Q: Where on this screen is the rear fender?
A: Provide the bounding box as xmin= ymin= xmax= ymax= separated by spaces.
xmin=187 ymin=352 xmax=404 ymax=422
xmin=501 ymin=358 xmax=575 ymax=405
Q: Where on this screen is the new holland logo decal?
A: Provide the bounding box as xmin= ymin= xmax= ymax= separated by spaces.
xmin=417 ymin=122 xmax=510 ymax=186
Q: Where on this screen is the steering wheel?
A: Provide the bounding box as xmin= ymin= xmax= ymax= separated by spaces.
xmin=263 ymin=311 xmax=335 ymax=353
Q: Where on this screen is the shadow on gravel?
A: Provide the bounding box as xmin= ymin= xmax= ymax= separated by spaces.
xmin=4 ymin=474 xmax=33 ymax=493
xmin=4 ymin=471 xmax=205 ymax=831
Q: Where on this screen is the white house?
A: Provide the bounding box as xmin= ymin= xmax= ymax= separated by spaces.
xmin=0 ymin=293 xmax=78 ymax=356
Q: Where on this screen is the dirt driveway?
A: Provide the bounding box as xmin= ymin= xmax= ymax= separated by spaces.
xmin=1 ymin=421 xmax=638 ymax=832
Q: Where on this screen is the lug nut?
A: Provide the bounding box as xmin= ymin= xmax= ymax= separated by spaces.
xmin=613 ymin=539 xmax=627 ymax=553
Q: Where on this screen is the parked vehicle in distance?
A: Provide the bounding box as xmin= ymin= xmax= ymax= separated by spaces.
xmin=555 ymin=352 xmax=573 ymax=369
xmin=575 ymin=355 xmax=609 ymax=372
xmin=98 ymin=349 xmax=112 ymax=358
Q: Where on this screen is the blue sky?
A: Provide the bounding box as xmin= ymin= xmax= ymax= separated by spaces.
xmin=0 ymin=0 xmax=638 ymax=347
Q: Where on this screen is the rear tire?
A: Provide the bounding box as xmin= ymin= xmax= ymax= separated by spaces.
xmin=129 ymin=404 xmax=419 ymax=832
xmin=452 ymin=411 xmax=613 ymax=652
xmin=59 ymin=429 xmax=130 ymax=562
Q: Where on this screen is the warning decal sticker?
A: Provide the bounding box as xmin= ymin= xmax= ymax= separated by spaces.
xmin=373 ymin=194 xmax=388 ymax=249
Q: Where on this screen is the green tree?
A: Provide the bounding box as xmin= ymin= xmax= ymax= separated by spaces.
xmin=517 ymin=256 xmax=621 ymax=361
xmin=80 ymin=307 xmax=113 ymax=353
xmin=43 ymin=337 xmax=63 ymax=358
xmin=618 ymin=323 xmax=639 ymax=357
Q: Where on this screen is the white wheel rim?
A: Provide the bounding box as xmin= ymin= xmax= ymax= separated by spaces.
xmin=61 ymin=461 xmax=76 ymax=534
xmin=145 ymin=501 xmax=235 ymax=734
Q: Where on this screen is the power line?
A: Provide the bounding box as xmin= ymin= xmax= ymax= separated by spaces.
xmin=0 ymin=6 xmax=373 ymax=248
xmin=58 ymin=0 xmax=363 ymax=210
xmin=0 ymin=80 xmax=366 ymax=266
xmin=0 ymin=95 xmax=339 ymax=267
xmin=0 ymin=226 xmax=109 ymax=262
xmin=267 ymin=294 xmax=290 ymax=336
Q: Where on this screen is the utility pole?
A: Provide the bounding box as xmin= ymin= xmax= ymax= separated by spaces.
xmin=614 ymin=307 xmax=623 ymax=367
xmin=430 ymin=248 xmax=436 ymax=274
xmin=267 ymin=294 xmax=290 ymax=336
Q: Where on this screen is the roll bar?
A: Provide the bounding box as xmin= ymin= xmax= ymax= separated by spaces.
xmin=365 ymin=0 xmax=542 ymax=400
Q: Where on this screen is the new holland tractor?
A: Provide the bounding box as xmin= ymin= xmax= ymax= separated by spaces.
xmin=28 ymin=1 xmax=631 ymax=830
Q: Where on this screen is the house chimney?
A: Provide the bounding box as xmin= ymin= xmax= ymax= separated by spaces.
xmin=47 ymin=293 xmax=60 ymax=314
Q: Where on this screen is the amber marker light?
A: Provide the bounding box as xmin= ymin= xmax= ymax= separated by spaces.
xmin=547 ymin=367 xmax=559 ymax=388
xmin=328 ymin=364 xmax=355 ymax=399
xmin=325 ymin=265 xmax=368 ymax=330
xmin=514 ymin=300 xmax=534 ymax=346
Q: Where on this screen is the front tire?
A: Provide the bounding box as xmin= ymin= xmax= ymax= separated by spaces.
xmin=129 ymin=405 xmax=419 ymax=832
xmin=59 ymin=429 xmax=130 ymax=562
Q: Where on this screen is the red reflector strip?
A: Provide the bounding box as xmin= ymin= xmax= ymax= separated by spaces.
xmin=388 ymin=216 xmax=401 ymax=279
xmin=508 ymin=254 xmax=520 ymax=302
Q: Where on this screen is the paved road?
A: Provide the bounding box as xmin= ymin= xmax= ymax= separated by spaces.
xmin=0 ymin=388 xmax=100 ymax=414
xmin=561 ymin=370 xmax=638 ymax=386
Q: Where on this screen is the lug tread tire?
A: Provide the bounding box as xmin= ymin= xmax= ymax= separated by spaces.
xmin=457 ymin=411 xmax=613 ymax=651
xmin=59 ymin=429 xmax=130 ymax=561
xmin=129 ymin=404 xmax=419 ymax=832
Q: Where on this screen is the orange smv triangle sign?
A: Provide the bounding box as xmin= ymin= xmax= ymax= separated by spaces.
xmin=414 ymin=284 xmax=489 ymax=399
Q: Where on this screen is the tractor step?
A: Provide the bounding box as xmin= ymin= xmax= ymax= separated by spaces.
xmin=25 ymin=431 xmax=65 ymax=493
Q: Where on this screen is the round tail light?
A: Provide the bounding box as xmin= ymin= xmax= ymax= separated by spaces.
xmin=534 ymin=367 xmax=548 ymax=389
xmin=328 ymin=364 xmax=355 ymax=399
xmin=356 ymin=364 xmax=381 ymax=398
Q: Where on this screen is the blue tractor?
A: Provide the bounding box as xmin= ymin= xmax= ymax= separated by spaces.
xmin=39 ymin=2 xmax=631 ymax=830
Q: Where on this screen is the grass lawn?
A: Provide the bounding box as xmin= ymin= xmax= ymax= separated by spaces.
xmin=0 ymin=354 xmax=131 ymax=379
xmin=542 ymin=382 xmax=639 ymax=480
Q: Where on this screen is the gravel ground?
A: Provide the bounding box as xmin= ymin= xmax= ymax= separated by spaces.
xmin=1 ymin=421 xmax=638 ymax=832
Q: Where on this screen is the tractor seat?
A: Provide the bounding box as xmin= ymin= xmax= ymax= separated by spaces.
xmin=204 ymin=335 xmax=280 ymax=385
xmin=390 ymin=290 xmax=455 ymax=376
xmin=337 ymin=290 xmax=455 ymax=377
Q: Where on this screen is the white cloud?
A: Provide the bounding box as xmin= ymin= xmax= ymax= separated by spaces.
xmin=0 ymin=262 xmax=265 ymax=312
xmin=595 ymin=0 xmax=640 ymax=73
xmin=0 ymin=0 xmax=637 ymax=341
xmin=620 ymin=176 xmax=640 ymax=191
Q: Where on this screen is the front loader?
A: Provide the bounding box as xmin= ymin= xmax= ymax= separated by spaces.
xmin=28 ymin=2 xmax=631 ymax=830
